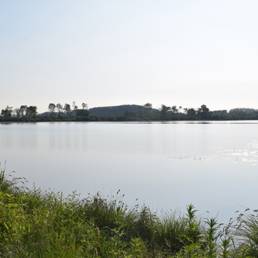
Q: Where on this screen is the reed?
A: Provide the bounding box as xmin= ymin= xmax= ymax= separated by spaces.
xmin=0 ymin=169 xmax=257 ymax=257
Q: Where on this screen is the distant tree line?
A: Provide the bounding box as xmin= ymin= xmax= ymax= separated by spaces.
xmin=0 ymin=102 xmax=88 ymax=122
xmin=1 ymin=102 xmax=258 ymax=122
xmin=157 ymin=104 xmax=258 ymax=121
xmin=159 ymin=104 xmax=212 ymax=120
xmin=1 ymin=105 xmax=37 ymax=121
xmin=47 ymin=102 xmax=88 ymax=113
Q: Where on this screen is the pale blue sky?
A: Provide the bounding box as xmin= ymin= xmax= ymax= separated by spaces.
xmin=1 ymin=0 xmax=258 ymax=111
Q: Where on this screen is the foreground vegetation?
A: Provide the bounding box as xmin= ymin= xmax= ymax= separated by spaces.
xmin=1 ymin=170 xmax=258 ymax=257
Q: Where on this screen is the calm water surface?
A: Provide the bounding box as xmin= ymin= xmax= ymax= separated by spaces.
xmin=1 ymin=121 xmax=258 ymax=219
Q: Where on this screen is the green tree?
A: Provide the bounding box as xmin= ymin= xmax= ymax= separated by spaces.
xmin=171 ymin=105 xmax=178 ymax=113
xmin=144 ymin=103 xmax=152 ymax=109
xmin=1 ymin=106 xmax=12 ymax=119
xmin=198 ymin=105 xmax=210 ymax=120
xmin=26 ymin=106 xmax=37 ymax=119
xmin=64 ymin=103 xmax=71 ymax=112
xmin=19 ymin=105 xmax=27 ymax=117
xmin=82 ymin=102 xmax=88 ymax=110
xmin=48 ymin=103 xmax=56 ymax=112
xmin=187 ymin=108 xmax=196 ymax=119
xmin=56 ymin=103 xmax=63 ymax=113
xmin=160 ymin=105 xmax=170 ymax=120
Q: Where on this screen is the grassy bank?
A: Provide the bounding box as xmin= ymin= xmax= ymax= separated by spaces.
xmin=0 ymin=169 xmax=258 ymax=257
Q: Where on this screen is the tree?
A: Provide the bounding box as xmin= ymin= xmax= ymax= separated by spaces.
xmin=81 ymin=102 xmax=88 ymax=110
xmin=26 ymin=106 xmax=37 ymax=119
xmin=64 ymin=104 xmax=71 ymax=112
xmin=48 ymin=103 xmax=56 ymax=112
xmin=56 ymin=103 xmax=63 ymax=113
xmin=187 ymin=108 xmax=196 ymax=119
xmin=19 ymin=105 xmax=27 ymax=117
xmin=14 ymin=108 xmax=20 ymax=118
xmin=198 ymin=105 xmax=210 ymax=120
xmin=199 ymin=104 xmax=209 ymax=113
xmin=144 ymin=103 xmax=152 ymax=109
xmin=160 ymin=105 xmax=170 ymax=120
xmin=1 ymin=106 xmax=13 ymax=119
xmin=171 ymin=105 xmax=178 ymax=113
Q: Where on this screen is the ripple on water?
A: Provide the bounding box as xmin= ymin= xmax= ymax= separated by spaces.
xmin=221 ymin=141 xmax=258 ymax=166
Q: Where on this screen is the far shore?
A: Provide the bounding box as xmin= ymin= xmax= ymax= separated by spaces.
xmin=2 ymin=103 xmax=258 ymax=122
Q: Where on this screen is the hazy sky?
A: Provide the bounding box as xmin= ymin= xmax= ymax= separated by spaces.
xmin=1 ymin=0 xmax=258 ymax=111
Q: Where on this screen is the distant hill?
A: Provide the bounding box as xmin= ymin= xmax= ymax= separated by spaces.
xmin=89 ymin=104 xmax=160 ymax=120
xmin=228 ymin=108 xmax=258 ymax=120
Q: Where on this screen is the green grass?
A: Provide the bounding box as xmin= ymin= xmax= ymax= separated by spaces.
xmin=0 ymin=168 xmax=258 ymax=257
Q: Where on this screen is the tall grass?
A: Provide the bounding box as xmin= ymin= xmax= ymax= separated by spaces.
xmin=0 ymin=168 xmax=258 ymax=257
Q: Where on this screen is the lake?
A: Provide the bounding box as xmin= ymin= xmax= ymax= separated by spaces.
xmin=1 ymin=121 xmax=258 ymax=220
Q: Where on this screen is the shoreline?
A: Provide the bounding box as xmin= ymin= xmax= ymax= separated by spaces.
xmin=2 ymin=118 xmax=258 ymax=124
